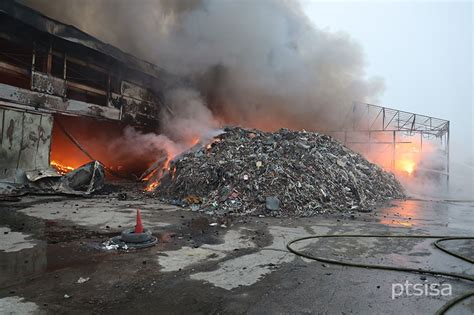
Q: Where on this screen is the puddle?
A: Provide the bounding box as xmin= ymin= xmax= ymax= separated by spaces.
xmin=0 ymin=231 xmax=47 ymax=287
xmin=0 ymin=227 xmax=39 ymax=252
xmin=0 ymin=206 xmax=113 ymax=288
xmin=378 ymin=199 xmax=474 ymax=233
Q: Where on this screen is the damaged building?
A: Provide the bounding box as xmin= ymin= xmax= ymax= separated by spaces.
xmin=0 ymin=1 xmax=177 ymax=195
xmin=0 ymin=2 xmax=470 ymax=314
xmin=0 ymin=1 xmax=450 ymax=197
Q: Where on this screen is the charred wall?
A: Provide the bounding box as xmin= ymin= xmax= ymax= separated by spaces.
xmin=0 ymin=2 xmax=174 ymax=172
xmin=0 ymin=107 xmax=52 ymax=174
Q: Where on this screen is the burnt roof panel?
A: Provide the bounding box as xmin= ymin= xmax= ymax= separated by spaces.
xmin=0 ymin=1 xmax=167 ymax=79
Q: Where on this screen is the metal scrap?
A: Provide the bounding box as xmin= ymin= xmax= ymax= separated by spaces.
xmin=0 ymin=161 xmax=105 ymax=196
xmin=156 ymin=127 xmax=405 ymax=217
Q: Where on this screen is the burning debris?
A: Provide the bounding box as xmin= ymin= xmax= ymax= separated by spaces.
xmin=154 ymin=127 xmax=405 ymax=216
xmin=0 ymin=161 xmax=105 ymax=197
xmin=0 ymin=2 xmax=452 ymax=204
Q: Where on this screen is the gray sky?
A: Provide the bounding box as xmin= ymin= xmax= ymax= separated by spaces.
xmin=300 ymin=0 xmax=473 ymax=164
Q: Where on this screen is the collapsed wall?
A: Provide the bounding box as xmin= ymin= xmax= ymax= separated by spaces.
xmin=157 ymin=127 xmax=405 ymax=217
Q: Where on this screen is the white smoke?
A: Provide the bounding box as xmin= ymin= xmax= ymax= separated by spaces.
xmin=22 ymin=0 xmax=388 ymax=182
xmin=107 ymin=88 xmax=218 ymax=170
xmin=161 ymin=88 xmax=219 ymax=144
xmin=22 ymin=0 xmax=383 ymax=132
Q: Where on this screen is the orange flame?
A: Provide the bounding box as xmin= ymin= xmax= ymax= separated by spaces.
xmin=396 ymin=159 xmax=416 ymax=175
xmin=145 ymin=157 xmax=171 ymax=191
xmin=145 ymin=180 xmax=160 ymax=192
xmin=191 ymin=137 xmax=200 ymax=146
xmin=144 ymin=135 xmax=220 ymax=192
xmin=50 ymin=160 xmax=75 ymax=175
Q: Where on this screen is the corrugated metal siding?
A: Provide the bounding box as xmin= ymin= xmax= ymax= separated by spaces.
xmin=0 ymin=107 xmax=52 ymax=171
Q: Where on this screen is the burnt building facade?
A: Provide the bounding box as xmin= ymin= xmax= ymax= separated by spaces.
xmin=0 ymin=1 xmax=173 ymax=177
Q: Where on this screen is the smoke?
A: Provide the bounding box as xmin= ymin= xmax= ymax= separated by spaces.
xmin=161 ymin=88 xmax=220 ymax=143
xmin=20 ymin=0 xmax=408 ymax=190
xmin=107 ymin=87 xmax=219 ymax=175
xmin=22 ymin=0 xmax=472 ymax=198
xmin=21 ymin=0 xmax=383 ymax=133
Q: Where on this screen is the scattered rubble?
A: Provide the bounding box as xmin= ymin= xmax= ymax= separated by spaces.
xmin=101 ymin=210 xmax=158 ymax=250
xmin=0 ymin=161 xmax=105 ymax=196
xmin=156 ymin=127 xmax=405 ymax=216
xmin=102 ymin=240 xmax=128 ymax=251
xmin=76 ymin=277 xmax=90 ymax=284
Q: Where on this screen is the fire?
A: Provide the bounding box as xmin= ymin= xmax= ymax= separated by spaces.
xmin=191 ymin=137 xmax=200 ymax=146
xmin=50 ymin=160 xmax=75 ymax=175
xmin=145 ymin=180 xmax=160 ymax=192
xmin=145 ymin=157 xmax=171 ymax=191
xmin=359 ymin=134 xmax=442 ymax=180
xmin=396 ymin=159 xmax=416 ymax=175
xmin=144 ymin=135 xmax=220 ymax=192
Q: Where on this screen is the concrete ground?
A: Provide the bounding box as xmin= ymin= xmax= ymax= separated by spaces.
xmin=0 ymin=191 xmax=473 ymax=314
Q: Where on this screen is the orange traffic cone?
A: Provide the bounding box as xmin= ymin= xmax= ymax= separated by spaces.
xmin=134 ymin=209 xmax=144 ymax=234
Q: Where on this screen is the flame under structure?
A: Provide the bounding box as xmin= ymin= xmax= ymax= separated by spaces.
xmin=144 ymin=136 xmax=203 ymax=191
xmin=145 ymin=158 xmax=171 ymax=192
xmin=396 ymin=159 xmax=416 ymax=175
xmin=50 ymin=160 xmax=76 ymax=175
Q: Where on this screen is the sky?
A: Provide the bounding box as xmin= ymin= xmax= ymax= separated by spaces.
xmin=300 ymin=0 xmax=473 ymax=165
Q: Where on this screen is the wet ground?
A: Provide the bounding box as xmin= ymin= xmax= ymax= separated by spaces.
xmin=0 ymin=193 xmax=473 ymax=314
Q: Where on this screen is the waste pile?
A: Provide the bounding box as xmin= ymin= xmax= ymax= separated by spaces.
xmin=156 ymin=127 xmax=405 ymax=217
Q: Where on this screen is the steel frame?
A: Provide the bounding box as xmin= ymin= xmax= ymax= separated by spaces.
xmin=327 ymin=102 xmax=450 ymax=181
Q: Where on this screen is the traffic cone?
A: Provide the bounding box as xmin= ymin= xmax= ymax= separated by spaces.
xmin=134 ymin=209 xmax=144 ymax=234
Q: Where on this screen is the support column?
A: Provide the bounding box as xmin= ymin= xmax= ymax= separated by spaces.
xmin=63 ymin=53 xmax=67 ymax=79
xmin=420 ymin=131 xmax=423 ymax=153
xmin=368 ymin=131 xmax=371 ymax=158
xmin=30 ymin=42 xmax=36 ymax=89
xmin=446 ymin=122 xmax=450 ymax=188
xmin=392 ymin=131 xmax=396 ymax=171
xmin=46 ymin=44 xmax=52 ymax=74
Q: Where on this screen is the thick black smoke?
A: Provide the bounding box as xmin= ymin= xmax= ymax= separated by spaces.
xmin=22 ymin=0 xmax=383 ymax=133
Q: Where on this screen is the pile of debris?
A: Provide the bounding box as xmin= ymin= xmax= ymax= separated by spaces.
xmin=0 ymin=161 xmax=105 ymax=197
xmin=156 ymin=127 xmax=405 ymax=216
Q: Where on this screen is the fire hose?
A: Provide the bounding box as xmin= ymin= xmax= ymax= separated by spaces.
xmin=287 ymin=235 xmax=474 ymax=315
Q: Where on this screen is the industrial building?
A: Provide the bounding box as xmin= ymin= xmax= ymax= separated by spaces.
xmin=0 ymin=1 xmax=174 ymax=180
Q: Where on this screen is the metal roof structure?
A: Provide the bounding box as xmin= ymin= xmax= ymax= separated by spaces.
xmin=0 ymin=1 xmax=168 ymax=80
xmin=327 ymin=102 xmax=450 ymax=181
xmin=346 ymin=102 xmax=449 ymax=138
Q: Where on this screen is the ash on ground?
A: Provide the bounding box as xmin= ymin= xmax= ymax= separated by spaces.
xmin=156 ymin=127 xmax=405 ymax=217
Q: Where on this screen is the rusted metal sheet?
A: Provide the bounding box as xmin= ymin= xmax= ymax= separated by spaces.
xmin=0 ymin=108 xmax=23 ymax=169
xmin=113 ymin=81 xmax=161 ymax=126
xmin=31 ymin=71 xmax=67 ymax=97
xmin=35 ymin=114 xmax=53 ymax=168
xmin=110 ymin=93 xmax=160 ymax=126
xmin=0 ymin=107 xmax=53 ymax=172
xmin=18 ymin=112 xmax=42 ymax=170
xmin=0 ymin=83 xmax=120 ymax=121
xmin=121 ymin=81 xmax=159 ymax=103
xmin=109 ymin=92 xmax=125 ymax=110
